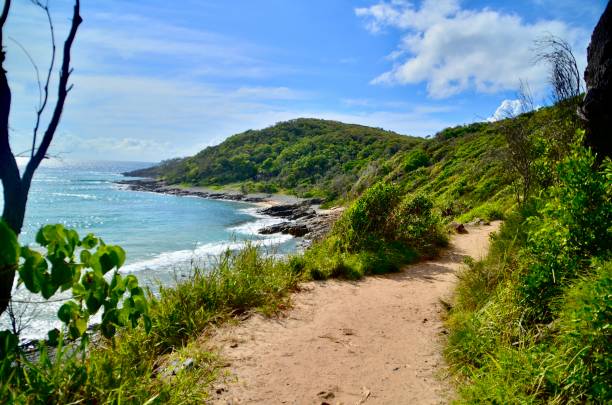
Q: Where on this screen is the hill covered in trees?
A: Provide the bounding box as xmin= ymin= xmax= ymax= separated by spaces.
xmin=129 ymin=115 xmax=519 ymax=220
xmin=127 ymin=118 xmax=424 ymax=199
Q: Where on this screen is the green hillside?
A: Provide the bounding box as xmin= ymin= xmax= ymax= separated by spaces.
xmin=128 ymin=118 xmax=424 ymax=200
xmin=132 ymin=114 xmax=522 ymax=219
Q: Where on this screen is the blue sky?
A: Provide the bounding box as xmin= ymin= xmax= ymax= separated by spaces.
xmin=5 ymin=0 xmax=607 ymax=161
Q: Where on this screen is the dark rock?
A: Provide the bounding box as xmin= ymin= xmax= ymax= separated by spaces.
xmin=286 ymin=223 xmax=309 ymax=237
xmin=580 ymin=2 xmax=612 ymax=160
xmin=257 ymin=202 xmax=315 ymax=220
xmin=259 ymin=221 xmax=309 ymax=237
xmin=450 ymin=222 xmax=467 ymax=234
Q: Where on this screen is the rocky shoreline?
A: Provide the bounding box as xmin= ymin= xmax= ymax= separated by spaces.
xmin=117 ymin=179 xmax=342 ymax=243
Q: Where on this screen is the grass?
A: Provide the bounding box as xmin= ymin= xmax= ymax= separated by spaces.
xmin=445 ymin=148 xmax=612 ymax=404
xmin=3 ymin=178 xmax=452 ymax=403
xmin=3 ymin=244 xmax=300 ymax=404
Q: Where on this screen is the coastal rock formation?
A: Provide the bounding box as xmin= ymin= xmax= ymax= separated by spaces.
xmin=258 ymin=201 xmax=317 ymax=220
xmin=580 ymin=2 xmax=612 ymax=159
xmin=117 ymin=179 xmax=340 ymax=242
xmin=117 ymin=179 xmax=267 ymax=202
xmin=257 ymin=202 xmax=342 ymax=241
xmin=259 ymin=222 xmax=310 ymax=237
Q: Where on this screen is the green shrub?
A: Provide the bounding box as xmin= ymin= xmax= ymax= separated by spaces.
xmin=542 ymin=261 xmax=612 ymax=402
xmin=446 ymin=146 xmax=612 ymax=403
xmin=520 ymin=150 xmax=611 ymax=322
xmin=333 ymin=181 xmax=400 ymax=251
xmin=403 ymin=149 xmax=430 ymax=172
xmin=456 ymin=201 xmax=506 ymax=223
xmin=392 ymin=193 xmax=448 ymax=256
xmin=302 ymin=182 xmax=444 ymax=280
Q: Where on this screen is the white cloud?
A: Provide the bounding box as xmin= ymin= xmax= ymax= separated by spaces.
xmin=356 ymin=0 xmax=587 ymax=98
xmin=487 ymin=99 xmax=523 ymax=122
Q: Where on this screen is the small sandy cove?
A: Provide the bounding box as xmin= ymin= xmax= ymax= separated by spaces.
xmin=208 ymin=222 xmax=500 ymax=405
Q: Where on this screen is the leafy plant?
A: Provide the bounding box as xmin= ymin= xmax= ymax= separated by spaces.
xmin=0 ymin=223 xmax=151 ymax=402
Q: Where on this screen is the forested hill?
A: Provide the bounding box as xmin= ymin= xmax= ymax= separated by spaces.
xmin=126 ymin=118 xmax=424 ymax=198
xmin=127 ymin=114 xmax=518 ymax=217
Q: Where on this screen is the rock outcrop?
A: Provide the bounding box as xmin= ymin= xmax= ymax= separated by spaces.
xmin=257 ymin=202 xmax=342 ymax=242
xmin=117 ymin=179 xmax=341 ymax=243
xmin=580 ymin=2 xmax=612 ymax=159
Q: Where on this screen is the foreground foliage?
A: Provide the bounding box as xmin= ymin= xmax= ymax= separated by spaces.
xmin=0 ymin=243 xmax=299 ymax=404
xmin=446 ymin=146 xmax=611 ymax=403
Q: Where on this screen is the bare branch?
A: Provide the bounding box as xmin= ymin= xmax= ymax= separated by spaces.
xmin=517 ymin=79 xmax=534 ymax=115
xmin=8 ymin=37 xmax=42 ymax=106
xmin=23 ymin=0 xmax=81 ymax=188
xmin=534 ymin=35 xmax=583 ymax=104
xmin=30 ymin=0 xmax=56 ymax=159
xmin=0 ymin=0 xmax=10 ymax=30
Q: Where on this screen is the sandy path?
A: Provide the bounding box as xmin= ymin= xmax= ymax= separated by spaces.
xmin=209 ymin=222 xmax=500 ymax=405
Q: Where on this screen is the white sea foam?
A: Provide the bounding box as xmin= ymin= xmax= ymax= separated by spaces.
xmin=51 ymin=192 xmax=98 ymax=200
xmin=228 ymin=207 xmax=286 ymax=236
xmin=121 ymin=234 xmax=292 ymax=273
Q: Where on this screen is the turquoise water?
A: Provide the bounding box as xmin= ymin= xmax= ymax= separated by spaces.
xmin=1 ymin=160 xmax=297 ymax=339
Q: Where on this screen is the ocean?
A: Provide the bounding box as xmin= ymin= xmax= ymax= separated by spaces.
xmin=0 ymin=160 xmax=297 ymax=340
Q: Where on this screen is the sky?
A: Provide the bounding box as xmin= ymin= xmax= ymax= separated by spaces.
xmin=4 ymin=0 xmax=608 ymax=162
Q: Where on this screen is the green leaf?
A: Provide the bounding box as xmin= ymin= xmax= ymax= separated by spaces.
xmin=47 ymin=328 xmax=60 ymax=346
xmin=58 ymin=301 xmax=79 ymax=324
xmin=75 ymin=317 xmax=88 ymax=336
xmin=109 ymin=246 xmax=126 ymax=269
xmin=133 ymin=294 xmax=148 ymax=314
xmin=81 ymin=234 xmax=98 ymax=249
xmin=0 ymin=220 xmax=19 ymax=267
xmin=126 ymin=275 xmax=139 ymax=291
xmin=143 ymin=315 xmax=152 ymax=333
xmin=80 ymin=249 xmax=92 ymax=266
xmin=85 ymin=294 xmax=101 ymax=314
xmin=118 ymin=307 xmax=131 ymax=326
xmin=50 ymin=259 xmax=73 ymax=289
xmin=19 ymin=247 xmax=48 ymax=294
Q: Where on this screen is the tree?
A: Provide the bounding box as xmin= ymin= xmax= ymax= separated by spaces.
xmin=534 ymin=35 xmax=583 ymax=105
xmin=499 ymin=80 xmax=537 ymax=205
xmin=0 ymin=0 xmax=82 ymax=316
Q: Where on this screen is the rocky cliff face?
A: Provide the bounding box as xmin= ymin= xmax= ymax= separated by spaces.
xmin=581 ymin=2 xmax=612 ymax=159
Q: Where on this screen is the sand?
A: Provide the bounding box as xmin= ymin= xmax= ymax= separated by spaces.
xmin=208 ymin=222 xmax=500 ymax=405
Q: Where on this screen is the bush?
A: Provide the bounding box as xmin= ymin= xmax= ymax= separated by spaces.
xmin=302 ymin=182 xmax=446 ymax=280
xmin=403 ymin=149 xmax=430 ymax=172
xmin=332 ymin=181 xmax=400 ymax=251
xmin=392 ymin=194 xmax=448 ymax=256
xmin=543 ymin=261 xmax=612 ymax=402
xmin=520 ymin=149 xmax=611 ymax=322
xmin=446 ymin=146 xmax=612 ymax=403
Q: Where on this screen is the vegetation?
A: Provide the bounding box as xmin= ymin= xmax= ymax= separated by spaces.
xmin=294 ymin=182 xmax=447 ymax=280
xmin=4 ymin=97 xmax=608 ymax=403
xmin=445 ymin=130 xmax=611 ymax=402
xmin=0 ymin=183 xmax=448 ymax=403
xmin=128 ymin=118 xmax=423 ymax=201
xmin=0 ymin=242 xmax=298 ymax=403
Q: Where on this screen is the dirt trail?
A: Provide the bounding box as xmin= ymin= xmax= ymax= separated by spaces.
xmin=209 ymin=222 xmax=500 ymax=405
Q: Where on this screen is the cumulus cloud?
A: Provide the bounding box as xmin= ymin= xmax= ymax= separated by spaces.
xmin=487 ymin=99 xmax=523 ymax=122
xmin=356 ymin=0 xmax=587 ymax=98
